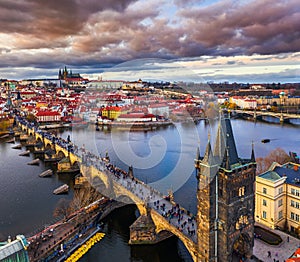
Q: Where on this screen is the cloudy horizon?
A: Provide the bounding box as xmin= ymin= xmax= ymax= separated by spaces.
xmin=0 ymin=0 xmax=299 ymax=83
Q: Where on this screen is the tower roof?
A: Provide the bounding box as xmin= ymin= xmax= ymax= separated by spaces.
xmin=201 ymin=114 xmax=240 ymax=170
xmin=222 ymin=117 xmax=239 ymax=166
xmin=251 ymin=141 xmax=255 ymax=163
xmin=202 ymin=139 xmax=215 ymax=165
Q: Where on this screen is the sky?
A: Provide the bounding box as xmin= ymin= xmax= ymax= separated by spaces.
xmin=0 ymin=0 xmax=299 ymax=83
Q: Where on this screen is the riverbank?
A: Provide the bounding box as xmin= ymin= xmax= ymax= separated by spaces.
xmin=27 ymin=197 xmax=111 ymax=261
xmin=96 ymin=120 xmax=172 ymax=131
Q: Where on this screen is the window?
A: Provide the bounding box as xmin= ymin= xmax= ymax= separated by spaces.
xmin=291 ymin=200 xmax=295 ymax=207
xmin=279 ymin=187 xmax=283 ymax=194
xmin=291 ymin=226 xmax=295 ymax=232
xmin=262 ymin=211 xmax=267 ymax=219
xmin=263 ymin=199 xmax=267 ymax=206
xmin=291 ymin=188 xmax=295 ymax=195
xmin=263 ymin=187 xmax=267 ymax=194
xmin=291 ymin=212 xmax=295 ymax=220
xmin=297 ymin=190 xmax=300 ymax=197
xmin=296 ymin=202 xmax=300 ymax=209
xmin=278 ymin=210 xmax=283 ymax=219
xmin=239 ymin=186 xmax=245 ymax=197
xmin=296 ymin=214 xmax=300 ymax=222
xmin=278 ymin=199 xmax=283 ymax=207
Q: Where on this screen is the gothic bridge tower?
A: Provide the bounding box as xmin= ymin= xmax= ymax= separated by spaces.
xmin=195 ymin=115 xmax=256 ymax=261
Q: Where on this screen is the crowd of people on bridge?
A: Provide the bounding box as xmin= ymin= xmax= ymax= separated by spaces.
xmin=16 ymin=116 xmax=76 ymax=155
xmin=16 ymin=115 xmax=198 ymax=242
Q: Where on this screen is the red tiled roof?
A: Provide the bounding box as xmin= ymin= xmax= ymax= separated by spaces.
xmin=286 ymin=258 xmax=300 ymax=262
xmin=36 ymin=111 xmax=61 ymax=116
xmin=294 ymin=248 xmax=300 ymax=255
xmin=148 ymin=103 xmax=168 ymax=108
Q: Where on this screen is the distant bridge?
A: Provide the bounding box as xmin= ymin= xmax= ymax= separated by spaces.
xmin=233 ymin=109 xmax=300 ymax=123
xmin=17 ymin=118 xmax=199 ymax=261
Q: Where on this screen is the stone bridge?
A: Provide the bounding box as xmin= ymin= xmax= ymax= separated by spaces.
xmin=17 ymin=119 xmax=198 ymax=261
xmin=233 ymin=109 xmax=300 ymax=123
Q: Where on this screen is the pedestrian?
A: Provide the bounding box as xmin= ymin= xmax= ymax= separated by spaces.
xmin=287 ymin=236 xmax=290 ymax=242
xmin=268 ymin=251 xmax=271 ymax=257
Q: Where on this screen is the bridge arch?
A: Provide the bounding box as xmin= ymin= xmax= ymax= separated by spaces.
xmin=45 ymin=143 xmax=52 ymax=151
xmin=72 ymin=161 xmax=80 ymax=169
xmin=231 ymin=232 xmax=252 ymax=260
xmin=28 ymin=130 xmax=34 ymax=136
xmin=36 ymin=137 xmax=43 ymax=144
xmin=57 ymin=150 xmax=66 ymax=159
xmin=91 ymin=176 xmax=109 ymax=194
xmin=150 ymin=210 xmax=197 ymax=261
xmin=115 ymin=194 xmax=146 ymax=216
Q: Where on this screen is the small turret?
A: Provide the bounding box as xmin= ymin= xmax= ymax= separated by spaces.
xmin=251 ymin=141 xmax=255 ymax=163
xmin=128 ymin=165 xmax=134 ymax=178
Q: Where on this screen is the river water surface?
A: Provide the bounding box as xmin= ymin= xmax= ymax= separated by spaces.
xmin=0 ymin=119 xmax=299 ymax=261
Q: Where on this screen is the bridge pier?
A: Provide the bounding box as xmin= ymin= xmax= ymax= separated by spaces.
xmin=16 ymin=119 xmax=197 ymax=261
xmin=280 ymin=112 xmax=284 ymax=123
xmin=129 ymin=214 xmax=157 ymax=244
xmin=253 ymin=109 xmax=256 ymax=121
xmin=129 ymin=212 xmax=173 ymax=245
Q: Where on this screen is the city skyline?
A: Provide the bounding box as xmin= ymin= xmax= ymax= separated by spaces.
xmin=0 ymin=0 xmax=299 ymax=83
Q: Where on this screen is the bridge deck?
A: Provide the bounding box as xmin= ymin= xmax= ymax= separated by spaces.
xmin=77 ymin=149 xmax=197 ymax=243
xmin=17 ymin=117 xmax=197 ymax=244
xmin=234 ymin=109 xmax=300 ymax=119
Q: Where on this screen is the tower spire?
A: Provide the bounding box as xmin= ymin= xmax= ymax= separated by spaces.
xmin=251 ymin=141 xmax=255 ymax=162
xmin=214 ymin=115 xmax=226 ymax=164
xmin=202 ymin=137 xmax=213 ymax=165
xmin=196 ymin=146 xmax=200 ymax=161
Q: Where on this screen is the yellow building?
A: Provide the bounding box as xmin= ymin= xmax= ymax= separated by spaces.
xmin=100 ymin=106 xmax=122 ymax=120
xmin=255 ymin=162 xmax=300 ymax=235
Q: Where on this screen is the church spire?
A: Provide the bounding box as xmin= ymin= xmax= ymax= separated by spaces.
xmin=214 ymin=116 xmax=226 ymax=163
xmin=196 ymin=146 xmax=200 ymax=161
xmin=202 ymin=134 xmax=214 ymax=166
xmin=251 ymin=141 xmax=255 ymax=162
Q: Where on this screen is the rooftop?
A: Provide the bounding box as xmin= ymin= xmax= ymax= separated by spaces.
xmin=259 ymin=171 xmax=282 ymax=181
xmin=258 ymin=162 xmax=300 ymax=186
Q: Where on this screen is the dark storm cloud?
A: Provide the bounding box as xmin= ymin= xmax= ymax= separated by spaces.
xmin=179 ymin=0 xmax=300 ymax=56
xmin=0 ymin=0 xmax=299 ymax=80
xmin=0 ymin=0 xmax=136 ymax=37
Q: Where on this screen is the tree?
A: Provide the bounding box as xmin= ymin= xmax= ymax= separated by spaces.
xmin=53 ymin=198 xmax=71 ymax=219
xmin=26 ymin=113 xmax=36 ymax=123
xmin=204 ymin=102 xmax=218 ymax=119
xmin=0 ymin=119 xmax=10 ymax=131
xmin=256 ymin=148 xmax=291 ymax=174
xmin=69 ymin=185 xmax=102 ymax=213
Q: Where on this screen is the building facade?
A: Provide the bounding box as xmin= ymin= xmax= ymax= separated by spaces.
xmin=255 ymin=162 xmax=300 ymax=235
xmin=195 ymin=116 xmax=256 ymax=261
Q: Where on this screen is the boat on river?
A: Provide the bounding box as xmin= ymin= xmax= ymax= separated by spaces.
xmin=53 ymin=184 xmax=69 ymax=195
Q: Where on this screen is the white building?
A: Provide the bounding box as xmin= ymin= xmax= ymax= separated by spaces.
xmin=87 ymin=80 xmax=124 ymax=89
xmin=148 ymin=103 xmax=169 ymax=118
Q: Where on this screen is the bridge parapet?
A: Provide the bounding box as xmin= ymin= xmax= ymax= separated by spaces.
xmin=16 ymin=117 xmax=198 ymax=261
xmin=234 ymin=109 xmax=300 ymax=123
xmin=150 ymin=209 xmax=197 ymax=261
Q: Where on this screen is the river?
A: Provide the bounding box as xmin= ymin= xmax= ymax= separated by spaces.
xmin=0 ymin=119 xmax=299 ymax=261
